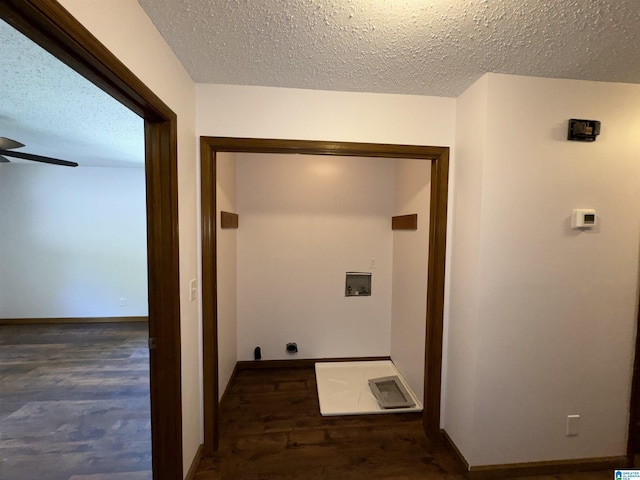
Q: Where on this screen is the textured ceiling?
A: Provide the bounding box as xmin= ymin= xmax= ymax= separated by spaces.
xmin=138 ymin=0 xmax=640 ymax=97
xmin=0 ymin=19 xmax=144 ymax=168
xmin=2 ymin=2 xmax=638 ymax=170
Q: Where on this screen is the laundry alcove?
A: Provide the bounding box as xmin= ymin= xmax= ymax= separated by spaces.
xmin=201 ymin=137 xmax=449 ymax=454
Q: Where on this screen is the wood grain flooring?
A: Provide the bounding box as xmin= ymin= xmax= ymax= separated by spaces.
xmin=195 ymin=367 xmax=615 ymax=480
xmin=0 ymin=323 xmax=151 ymax=480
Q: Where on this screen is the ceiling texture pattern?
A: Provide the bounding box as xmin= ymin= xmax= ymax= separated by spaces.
xmin=2 ymin=1 xmax=639 ymax=168
xmin=138 ymin=0 xmax=640 ymax=97
xmin=0 ymin=19 xmax=144 ymax=168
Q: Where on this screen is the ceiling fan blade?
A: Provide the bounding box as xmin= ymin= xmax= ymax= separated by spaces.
xmin=0 ymin=155 xmax=11 ymax=163
xmin=0 ymin=149 xmax=78 ymax=167
xmin=0 ymin=137 xmax=25 ymax=149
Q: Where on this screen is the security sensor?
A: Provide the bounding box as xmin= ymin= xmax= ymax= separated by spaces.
xmin=568 ymin=119 xmax=600 ymax=142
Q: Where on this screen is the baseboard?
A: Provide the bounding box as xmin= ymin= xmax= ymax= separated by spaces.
xmin=468 ymin=455 xmax=628 ymax=479
xmin=440 ymin=429 xmax=470 ymax=473
xmin=236 ymin=356 xmax=391 ymax=370
xmin=0 ymin=316 xmax=148 ymax=325
xmin=441 ymin=429 xmax=627 ymax=479
xmin=220 ymin=363 xmax=238 ymax=404
xmin=184 ymin=443 xmax=204 ymax=480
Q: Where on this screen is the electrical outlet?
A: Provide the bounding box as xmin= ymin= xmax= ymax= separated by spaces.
xmin=566 ymin=415 xmax=580 ymax=437
xmin=370 ymin=257 xmax=376 ymax=269
xmin=119 ymin=298 xmax=125 ymax=307
xmin=189 ymin=279 xmax=197 ymax=302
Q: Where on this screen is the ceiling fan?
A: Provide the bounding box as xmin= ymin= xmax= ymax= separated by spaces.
xmin=0 ymin=137 xmax=78 ymax=167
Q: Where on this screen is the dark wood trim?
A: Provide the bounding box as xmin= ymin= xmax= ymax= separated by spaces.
xmin=467 ymin=456 xmax=627 ymax=480
xmin=144 ymin=118 xmax=183 ymax=480
xmin=220 ymin=211 xmax=239 ymax=229
xmin=442 ymin=428 xmax=628 ymax=479
xmin=199 ymin=137 xmax=448 ymax=159
xmin=184 ymin=444 xmax=204 ymax=480
xmin=0 ymin=2 xmax=183 ymax=479
xmin=423 ymin=149 xmax=449 ymax=439
xmin=219 ymin=364 xmax=239 ymax=404
xmin=0 ymin=316 xmax=148 ymax=325
xmin=200 ymin=139 xmax=219 ymax=456
xmin=392 ymin=214 xmax=418 ymax=230
xmin=200 ymin=137 xmax=449 ymax=455
xmin=440 ymin=429 xmax=470 ymax=473
xmin=628 ymin=287 xmax=640 ymax=462
xmin=237 ymin=356 xmax=392 ymax=370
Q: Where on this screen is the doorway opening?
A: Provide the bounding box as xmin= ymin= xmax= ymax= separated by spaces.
xmin=0 ymin=2 xmax=183 ymax=478
xmin=200 ymin=137 xmax=449 ymax=454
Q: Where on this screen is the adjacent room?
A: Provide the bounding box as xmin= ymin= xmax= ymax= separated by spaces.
xmin=0 ymin=18 xmax=151 ymax=480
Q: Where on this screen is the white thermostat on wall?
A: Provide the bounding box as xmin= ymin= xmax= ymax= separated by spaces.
xmin=571 ymin=209 xmax=597 ymax=229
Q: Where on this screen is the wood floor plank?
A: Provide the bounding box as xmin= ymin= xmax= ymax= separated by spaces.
xmin=196 ymin=366 xmax=616 ymax=480
xmin=0 ymin=323 xmax=151 ymax=480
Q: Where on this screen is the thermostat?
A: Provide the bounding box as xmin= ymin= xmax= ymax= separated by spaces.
xmin=571 ymin=209 xmax=597 ymax=229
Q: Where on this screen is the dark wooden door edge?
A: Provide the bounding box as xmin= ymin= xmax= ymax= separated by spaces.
xmin=0 ymin=2 xmax=183 ymax=479
xmin=628 ymin=296 xmax=640 ymax=463
xmin=201 ymin=137 xmax=449 ymax=454
xmin=200 ymin=140 xmax=219 ymax=456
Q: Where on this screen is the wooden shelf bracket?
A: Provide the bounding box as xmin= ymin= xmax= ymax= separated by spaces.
xmin=392 ymin=214 xmax=418 ymax=230
xmin=221 ymin=211 xmax=239 ymax=229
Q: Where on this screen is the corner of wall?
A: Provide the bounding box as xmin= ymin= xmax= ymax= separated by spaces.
xmin=443 ymin=74 xmax=490 ymax=461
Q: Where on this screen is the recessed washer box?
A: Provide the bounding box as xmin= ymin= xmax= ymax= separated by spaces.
xmin=345 ymin=272 xmax=371 ymax=296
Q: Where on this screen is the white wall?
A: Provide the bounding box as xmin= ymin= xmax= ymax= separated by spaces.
xmin=445 ymin=74 xmax=489 ymax=461
xmin=236 ymin=153 xmax=394 ymax=360
xmin=216 ymin=152 xmax=237 ymax=398
xmin=196 ymin=84 xmax=457 ymax=399
xmin=196 ymin=84 xmax=456 ymax=147
xmin=390 ymin=159 xmax=431 ymax=403
xmin=58 ymin=1 xmax=200 ymax=474
xmin=0 ymin=165 xmax=147 ymax=318
xmin=448 ymin=73 xmax=640 ymax=466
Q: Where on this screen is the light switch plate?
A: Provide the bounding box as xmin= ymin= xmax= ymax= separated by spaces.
xmin=566 ymin=415 xmax=580 ymax=436
xmin=189 ymin=279 xmax=197 ymax=302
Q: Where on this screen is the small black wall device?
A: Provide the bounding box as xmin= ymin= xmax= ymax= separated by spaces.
xmin=568 ymin=119 xmax=601 ymax=142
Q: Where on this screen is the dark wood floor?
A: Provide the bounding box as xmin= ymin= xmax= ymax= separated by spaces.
xmin=0 ymin=322 xmax=151 ymax=480
xmin=195 ymin=367 xmax=613 ymax=480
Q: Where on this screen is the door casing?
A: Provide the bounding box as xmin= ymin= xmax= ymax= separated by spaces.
xmin=200 ymin=137 xmax=449 ymax=454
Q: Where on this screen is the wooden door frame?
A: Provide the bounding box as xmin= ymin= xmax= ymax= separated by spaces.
xmin=1 ymin=2 xmax=183 ymax=478
xmin=201 ymin=137 xmax=449 ymax=454
xmin=627 ymin=304 xmax=640 ymax=464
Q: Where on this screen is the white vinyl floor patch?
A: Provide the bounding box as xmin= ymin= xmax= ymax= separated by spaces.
xmin=315 ymin=360 xmax=423 ymax=416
